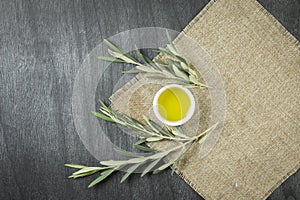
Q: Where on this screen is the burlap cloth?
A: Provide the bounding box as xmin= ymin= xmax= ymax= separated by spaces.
xmin=109 ymin=0 xmax=300 ymax=199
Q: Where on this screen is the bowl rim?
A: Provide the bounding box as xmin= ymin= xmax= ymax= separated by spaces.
xmin=152 ymin=84 xmax=196 ymax=126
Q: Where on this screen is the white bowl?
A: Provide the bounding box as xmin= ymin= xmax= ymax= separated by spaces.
xmin=153 ymin=84 xmax=195 ymax=126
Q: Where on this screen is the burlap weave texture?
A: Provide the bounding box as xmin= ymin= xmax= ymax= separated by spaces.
xmin=109 ymin=0 xmax=300 ymax=199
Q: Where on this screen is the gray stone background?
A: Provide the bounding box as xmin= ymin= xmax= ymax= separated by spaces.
xmin=0 ymin=0 xmax=299 ymax=199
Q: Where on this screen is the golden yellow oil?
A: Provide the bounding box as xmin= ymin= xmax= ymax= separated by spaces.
xmin=157 ymin=87 xmax=190 ymax=121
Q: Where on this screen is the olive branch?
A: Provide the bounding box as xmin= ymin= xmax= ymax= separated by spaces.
xmin=65 ymin=101 xmax=218 ymax=188
xmin=98 ymin=34 xmax=207 ymax=88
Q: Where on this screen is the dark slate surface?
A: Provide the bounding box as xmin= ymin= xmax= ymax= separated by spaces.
xmin=0 ymin=0 xmax=299 ymax=199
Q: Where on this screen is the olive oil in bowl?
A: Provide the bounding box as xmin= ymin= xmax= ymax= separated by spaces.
xmin=153 ymin=84 xmax=195 ymax=126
